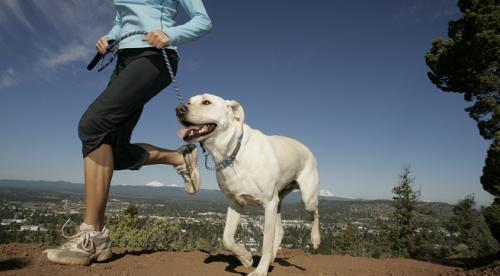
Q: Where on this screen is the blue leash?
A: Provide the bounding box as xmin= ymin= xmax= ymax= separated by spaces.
xmin=200 ymin=130 xmax=244 ymax=171
xmin=87 ymin=31 xmax=184 ymax=104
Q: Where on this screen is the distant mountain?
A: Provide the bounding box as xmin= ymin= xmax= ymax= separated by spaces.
xmin=318 ymin=189 xmax=363 ymax=201
xmin=0 ymin=179 xmax=225 ymax=203
xmin=0 ymin=179 xmax=358 ymax=203
xmin=0 ymin=179 xmax=455 ymax=221
xmin=319 ymin=189 xmax=335 ymax=197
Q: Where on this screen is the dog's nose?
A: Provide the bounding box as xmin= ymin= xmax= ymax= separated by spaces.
xmin=176 ymin=104 xmax=188 ymax=117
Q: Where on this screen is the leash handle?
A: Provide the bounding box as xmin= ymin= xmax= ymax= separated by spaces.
xmin=86 ymin=40 xmax=115 ymax=71
xmin=86 ymin=53 xmax=102 ymax=71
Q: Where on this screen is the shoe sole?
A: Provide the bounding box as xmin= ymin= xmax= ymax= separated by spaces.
xmin=45 ymin=248 xmax=113 ymax=266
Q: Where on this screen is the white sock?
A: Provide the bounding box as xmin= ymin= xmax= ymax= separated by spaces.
xmin=79 ymin=222 xmax=98 ymax=232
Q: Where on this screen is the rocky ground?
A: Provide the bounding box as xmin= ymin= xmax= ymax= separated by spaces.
xmin=0 ymin=243 xmax=499 ymax=276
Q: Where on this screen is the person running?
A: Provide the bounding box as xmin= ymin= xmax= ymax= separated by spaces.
xmin=44 ymin=0 xmax=212 ymax=265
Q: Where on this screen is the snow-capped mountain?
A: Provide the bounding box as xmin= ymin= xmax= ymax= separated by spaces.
xmin=319 ymin=189 xmax=336 ymax=197
xmin=145 ymin=181 xmax=179 ymax=188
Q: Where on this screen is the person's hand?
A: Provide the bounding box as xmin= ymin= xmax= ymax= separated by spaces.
xmin=96 ymin=37 xmax=109 ymax=55
xmin=143 ymin=29 xmax=171 ymax=49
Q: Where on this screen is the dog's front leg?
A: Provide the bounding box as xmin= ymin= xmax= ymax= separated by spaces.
xmin=249 ymin=197 xmax=279 ymax=276
xmin=223 ymin=201 xmax=253 ymax=268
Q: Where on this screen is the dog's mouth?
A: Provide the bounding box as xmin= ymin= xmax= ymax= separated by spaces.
xmin=177 ymin=121 xmax=217 ymax=141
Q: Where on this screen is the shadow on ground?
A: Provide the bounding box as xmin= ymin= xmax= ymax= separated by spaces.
xmin=0 ymin=257 xmax=30 ymax=271
xmin=202 ymin=250 xmax=306 ymax=275
xmin=428 ymin=252 xmax=500 ymax=270
xmin=104 ymin=248 xmax=158 ymax=263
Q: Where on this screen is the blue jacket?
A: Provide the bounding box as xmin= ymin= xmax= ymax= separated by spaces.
xmin=105 ymin=0 xmax=212 ymax=49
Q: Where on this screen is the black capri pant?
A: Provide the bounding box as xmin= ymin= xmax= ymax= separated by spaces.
xmin=78 ymin=47 xmax=178 ymax=170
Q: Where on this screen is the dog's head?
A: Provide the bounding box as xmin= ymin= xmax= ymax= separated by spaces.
xmin=176 ymin=93 xmax=244 ymax=143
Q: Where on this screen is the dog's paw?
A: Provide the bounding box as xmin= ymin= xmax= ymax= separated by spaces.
xmin=311 ymin=235 xmax=321 ymax=250
xmin=272 ymin=246 xmax=281 ymax=262
xmin=248 ymin=271 xmax=267 ymax=276
xmin=237 ymin=252 xmax=253 ymax=268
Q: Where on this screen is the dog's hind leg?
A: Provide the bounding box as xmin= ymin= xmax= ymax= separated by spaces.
xmin=297 ymin=166 xmax=321 ymax=249
xmin=272 ymin=200 xmax=284 ymax=262
xmin=223 ymin=201 xmax=253 ymax=268
xmin=250 ymin=196 xmax=279 ymax=276
xmin=271 ymin=185 xmax=296 ymax=261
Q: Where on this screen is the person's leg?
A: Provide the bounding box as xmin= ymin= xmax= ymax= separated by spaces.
xmin=45 ymin=49 xmax=199 ymax=265
xmin=80 ymin=48 xmax=196 ymax=226
xmin=44 ymin=144 xmax=114 ymax=265
xmin=111 ymin=106 xmax=199 ymax=193
xmin=136 ymin=143 xmax=183 ymax=166
xmin=110 ymin=103 xmax=184 ymax=169
xmin=104 ymin=50 xmax=199 ymax=193
xmin=83 ymin=143 xmax=113 ymax=231
xmin=45 ymin=49 xmax=180 ymax=265
xmin=81 ymin=142 xmax=185 ymax=231
xmin=102 ymin=48 xmax=180 ymax=171
xmin=110 ymin=106 xmax=199 ymax=193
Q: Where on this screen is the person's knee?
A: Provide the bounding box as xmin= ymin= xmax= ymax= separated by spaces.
xmin=112 ymin=144 xmax=149 ymax=171
xmin=78 ymin=109 xmax=98 ymax=143
xmin=78 ymin=108 xmax=115 ymax=144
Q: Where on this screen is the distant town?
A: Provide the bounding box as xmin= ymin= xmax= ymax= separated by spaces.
xmin=0 ymin=184 xmax=336 ymax=252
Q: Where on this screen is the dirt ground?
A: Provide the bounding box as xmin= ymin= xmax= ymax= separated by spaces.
xmin=1 ymin=243 xmax=499 ymax=276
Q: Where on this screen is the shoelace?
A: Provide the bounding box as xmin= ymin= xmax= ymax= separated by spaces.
xmin=60 ymin=219 xmax=95 ymax=252
xmin=175 ymin=166 xmax=192 ymax=184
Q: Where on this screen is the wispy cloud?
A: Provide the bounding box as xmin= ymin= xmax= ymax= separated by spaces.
xmin=30 ymin=0 xmax=114 ymax=43
xmin=0 ymin=0 xmax=35 ymax=32
xmin=0 ymin=1 xmax=115 ymax=87
xmin=0 ymin=68 xmax=20 ymax=89
xmin=36 ymin=44 xmax=94 ymax=70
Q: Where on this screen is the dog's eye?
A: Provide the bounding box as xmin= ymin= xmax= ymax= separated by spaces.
xmin=202 ymin=100 xmax=211 ymax=105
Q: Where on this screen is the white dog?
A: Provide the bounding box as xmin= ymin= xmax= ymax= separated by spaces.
xmin=176 ymin=94 xmax=320 ymax=276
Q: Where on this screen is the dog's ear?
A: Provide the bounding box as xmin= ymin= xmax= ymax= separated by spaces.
xmin=226 ymin=100 xmax=245 ymax=125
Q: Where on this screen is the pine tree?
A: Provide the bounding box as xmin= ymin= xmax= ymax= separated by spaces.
xmin=124 ymin=203 xmax=139 ymax=218
xmin=333 ymin=221 xmax=363 ymax=256
xmin=482 ymin=137 xmax=500 ymax=243
xmin=447 ymin=194 xmax=499 ymax=257
xmin=390 ymin=165 xmax=420 ymax=257
xmin=425 ymin=0 xmax=500 ymax=242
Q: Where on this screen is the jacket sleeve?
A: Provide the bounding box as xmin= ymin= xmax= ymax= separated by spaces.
xmin=104 ymin=12 xmax=122 ymax=41
xmin=163 ymin=0 xmax=212 ymax=46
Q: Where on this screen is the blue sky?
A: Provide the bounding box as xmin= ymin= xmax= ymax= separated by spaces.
xmin=0 ymin=0 xmax=494 ymax=205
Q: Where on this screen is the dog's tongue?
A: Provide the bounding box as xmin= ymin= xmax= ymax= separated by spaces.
xmin=177 ymin=125 xmax=201 ymax=139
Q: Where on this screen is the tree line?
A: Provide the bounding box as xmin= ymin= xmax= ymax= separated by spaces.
xmin=425 ymin=0 xmax=499 ymax=244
